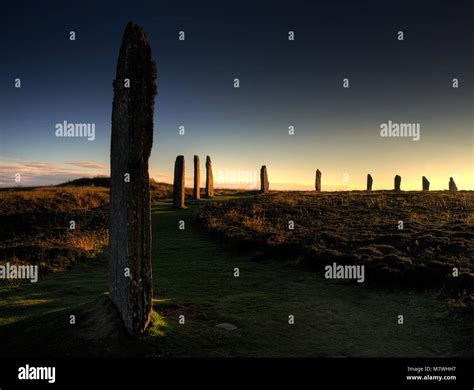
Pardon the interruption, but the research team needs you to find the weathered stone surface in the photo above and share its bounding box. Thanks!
[315,169,321,192]
[205,156,214,197]
[394,175,401,191]
[449,177,458,192]
[193,155,200,199]
[109,22,157,336]
[173,155,185,208]
[422,176,430,191]
[260,165,269,193]
[367,174,373,191]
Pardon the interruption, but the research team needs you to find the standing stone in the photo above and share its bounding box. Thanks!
[315,169,321,192]
[422,176,430,191]
[205,156,214,197]
[367,174,373,191]
[449,177,458,191]
[109,22,157,336]
[173,156,185,208]
[394,175,401,191]
[193,155,200,199]
[260,165,269,193]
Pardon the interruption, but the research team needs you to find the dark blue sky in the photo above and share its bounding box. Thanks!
[1,0,472,189]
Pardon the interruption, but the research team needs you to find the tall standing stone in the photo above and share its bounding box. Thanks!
[205,156,214,197]
[193,155,200,199]
[394,175,401,191]
[315,169,321,192]
[260,165,269,193]
[422,176,430,191]
[109,22,157,336]
[367,174,373,191]
[173,156,185,208]
[449,177,458,191]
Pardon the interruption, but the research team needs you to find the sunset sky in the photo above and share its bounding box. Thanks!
[1,0,472,190]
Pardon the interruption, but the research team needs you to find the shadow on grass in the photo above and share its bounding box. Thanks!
[0,252,108,326]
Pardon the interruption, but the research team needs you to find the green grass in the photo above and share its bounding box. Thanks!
[148,200,473,357]
[0,197,472,357]
[0,255,107,326]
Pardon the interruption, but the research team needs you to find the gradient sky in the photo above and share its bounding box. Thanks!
[1,0,473,190]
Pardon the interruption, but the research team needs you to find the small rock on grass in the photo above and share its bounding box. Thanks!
[216,323,238,331]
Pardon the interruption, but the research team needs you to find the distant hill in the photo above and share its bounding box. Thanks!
[1,176,250,197]
[57,176,174,192]
[57,177,111,188]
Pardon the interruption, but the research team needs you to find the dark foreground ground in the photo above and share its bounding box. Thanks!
[0,192,473,357]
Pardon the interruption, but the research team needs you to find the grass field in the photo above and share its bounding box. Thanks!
[0,180,253,272]
[196,191,474,292]
[0,186,109,272]
[1,196,473,357]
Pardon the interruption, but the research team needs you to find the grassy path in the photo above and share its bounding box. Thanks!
[149,200,471,357]
[0,198,471,357]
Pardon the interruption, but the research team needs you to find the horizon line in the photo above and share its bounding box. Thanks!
[2,177,473,192]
